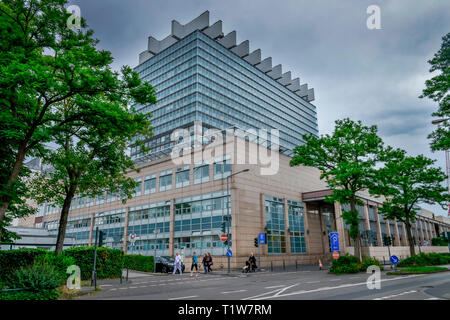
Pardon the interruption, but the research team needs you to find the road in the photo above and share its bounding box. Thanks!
[80,267,450,300]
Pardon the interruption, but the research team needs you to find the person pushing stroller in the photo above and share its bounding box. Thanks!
[243,252,257,273]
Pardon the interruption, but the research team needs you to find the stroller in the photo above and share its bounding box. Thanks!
[242,259,257,273]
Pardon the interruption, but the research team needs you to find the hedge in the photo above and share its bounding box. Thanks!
[0,248,47,284]
[397,252,450,267]
[124,254,154,272]
[63,246,123,280]
[329,255,384,274]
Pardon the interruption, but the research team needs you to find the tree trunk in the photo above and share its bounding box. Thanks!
[405,215,416,257]
[350,198,362,262]
[55,185,77,255]
[0,145,27,239]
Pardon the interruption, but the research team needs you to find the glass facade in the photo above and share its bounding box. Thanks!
[288,200,306,254]
[265,195,286,254]
[131,30,319,163]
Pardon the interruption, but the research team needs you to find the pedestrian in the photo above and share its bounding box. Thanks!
[173,251,183,276]
[202,253,208,274]
[190,251,198,278]
[207,253,213,272]
[249,252,257,272]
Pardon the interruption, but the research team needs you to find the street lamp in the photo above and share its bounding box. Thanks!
[431,118,450,217]
[226,168,250,273]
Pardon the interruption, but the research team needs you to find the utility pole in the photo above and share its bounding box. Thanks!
[91,226,99,289]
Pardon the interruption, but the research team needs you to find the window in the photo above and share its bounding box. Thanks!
[213,157,231,180]
[96,192,105,205]
[106,191,116,203]
[288,200,306,254]
[133,178,142,197]
[194,164,209,184]
[77,197,85,209]
[159,170,172,191]
[265,195,286,254]
[176,165,190,188]
[144,174,156,194]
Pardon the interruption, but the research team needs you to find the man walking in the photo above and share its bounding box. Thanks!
[190,251,198,278]
[173,251,183,276]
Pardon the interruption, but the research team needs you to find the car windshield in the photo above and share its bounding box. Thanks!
[161,256,174,263]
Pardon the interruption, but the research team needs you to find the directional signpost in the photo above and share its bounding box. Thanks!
[258,233,266,271]
[390,255,399,271]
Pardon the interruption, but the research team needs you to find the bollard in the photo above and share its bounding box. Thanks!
[296,260,298,270]
[126,268,129,283]
[283,259,285,271]
[271,261,273,272]
[383,257,385,265]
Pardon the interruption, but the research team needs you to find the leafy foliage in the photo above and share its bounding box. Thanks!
[0,0,155,238]
[420,32,450,151]
[34,251,76,284]
[124,254,155,272]
[397,252,450,267]
[12,263,62,291]
[63,246,123,280]
[370,148,449,256]
[329,254,360,274]
[358,256,383,272]
[0,248,47,284]
[290,118,386,260]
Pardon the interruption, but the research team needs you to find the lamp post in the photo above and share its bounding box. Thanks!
[226,168,249,273]
[431,118,450,217]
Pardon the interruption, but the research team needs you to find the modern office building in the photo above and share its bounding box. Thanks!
[20,12,450,268]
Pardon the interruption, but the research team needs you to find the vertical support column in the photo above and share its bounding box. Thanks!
[362,202,371,246]
[424,220,430,241]
[231,186,238,263]
[169,198,175,256]
[393,219,401,246]
[123,207,129,255]
[374,206,383,247]
[303,202,312,255]
[419,218,425,245]
[88,211,95,247]
[334,201,346,254]
[401,222,408,246]
[283,198,291,255]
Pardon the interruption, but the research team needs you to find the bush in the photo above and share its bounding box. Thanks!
[358,256,384,272]
[63,246,123,280]
[124,254,154,272]
[431,237,449,246]
[397,252,450,267]
[329,254,360,274]
[0,264,62,300]
[0,248,47,285]
[34,252,76,285]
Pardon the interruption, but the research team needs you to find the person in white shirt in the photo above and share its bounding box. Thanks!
[173,251,183,275]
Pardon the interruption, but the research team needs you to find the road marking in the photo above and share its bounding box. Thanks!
[265,285,286,289]
[305,281,320,284]
[330,279,342,281]
[129,286,137,289]
[110,288,117,291]
[119,288,128,290]
[373,290,418,300]
[425,297,440,300]
[100,284,112,287]
[168,295,199,300]
[243,274,423,300]
[221,290,247,294]
[139,286,147,288]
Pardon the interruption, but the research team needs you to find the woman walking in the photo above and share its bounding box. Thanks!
[202,253,209,274]
[190,251,198,278]
[207,253,213,272]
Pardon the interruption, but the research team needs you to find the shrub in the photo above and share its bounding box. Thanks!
[329,254,360,274]
[397,252,450,267]
[124,254,154,272]
[358,256,384,272]
[0,264,62,300]
[0,248,47,285]
[63,246,123,280]
[34,252,76,285]
[431,237,448,246]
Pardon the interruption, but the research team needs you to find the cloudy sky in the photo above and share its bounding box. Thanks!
[70,0,450,216]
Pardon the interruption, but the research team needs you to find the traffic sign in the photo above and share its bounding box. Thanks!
[129,233,136,242]
[329,232,339,252]
[220,234,228,242]
[332,251,340,259]
[226,249,232,258]
[259,233,266,244]
[390,255,399,265]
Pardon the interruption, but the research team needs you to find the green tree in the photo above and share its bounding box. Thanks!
[290,118,385,261]
[369,149,449,257]
[421,33,450,151]
[0,0,155,238]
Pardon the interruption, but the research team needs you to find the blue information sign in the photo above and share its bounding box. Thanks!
[226,249,232,258]
[390,255,399,265]
[329,232,340,252]
[259,233,266,245]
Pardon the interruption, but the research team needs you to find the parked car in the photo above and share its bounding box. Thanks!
[155,256,185,273]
